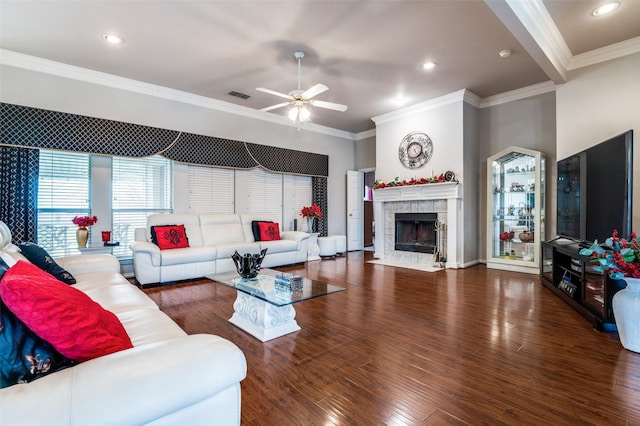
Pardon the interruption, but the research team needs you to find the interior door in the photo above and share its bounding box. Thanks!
[346,170,363,251]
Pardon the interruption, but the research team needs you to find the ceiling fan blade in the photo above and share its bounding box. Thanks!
[311,100,348,112]
[256,87,292,100]
[260,102,291,112]
[302,83,328,100]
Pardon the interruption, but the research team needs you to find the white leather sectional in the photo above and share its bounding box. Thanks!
[130,213,310,286]
[0,222,247,425]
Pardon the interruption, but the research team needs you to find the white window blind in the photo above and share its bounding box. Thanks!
[188,165,235,213]
[112,155,172,257]
[248,168,282,224]
[37,150,91,256]
[291,175,312,231]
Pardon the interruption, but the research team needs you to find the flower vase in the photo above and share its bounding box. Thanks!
[76,227,89,248]
[612,277,640,352]
[307,217,315,233]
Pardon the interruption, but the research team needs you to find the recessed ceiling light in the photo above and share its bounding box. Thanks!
[592,2,620,16]
[421,61,437,71]
[499,49,512,58]
[103,33,124,44]
[392,95,410,106]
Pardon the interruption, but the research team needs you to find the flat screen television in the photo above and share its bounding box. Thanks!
[556,129,633,244]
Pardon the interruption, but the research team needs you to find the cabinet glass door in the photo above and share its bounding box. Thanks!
[487,147,545,274]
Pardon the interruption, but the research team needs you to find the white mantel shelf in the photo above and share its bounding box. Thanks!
[373,181,464,269]
[373,182,461,201]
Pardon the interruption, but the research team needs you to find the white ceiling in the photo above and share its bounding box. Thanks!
[1,0,639,135]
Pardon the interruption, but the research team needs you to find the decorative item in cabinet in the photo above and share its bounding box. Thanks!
[486,146,545,274]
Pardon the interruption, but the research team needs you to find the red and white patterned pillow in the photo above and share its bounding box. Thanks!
[258,222,281,241]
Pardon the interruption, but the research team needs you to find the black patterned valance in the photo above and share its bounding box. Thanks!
[161,133,257,169]
[246,143,328,177]
[0,102,179,157]
[0,102,329,177]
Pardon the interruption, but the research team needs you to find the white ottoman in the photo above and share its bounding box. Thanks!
[317,236,338,258]
[329,235,346,255]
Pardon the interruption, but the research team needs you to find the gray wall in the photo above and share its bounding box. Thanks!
[463,102,479,264]
[355,135,376,170]
[477,91,557,260]
[556,52,640,232]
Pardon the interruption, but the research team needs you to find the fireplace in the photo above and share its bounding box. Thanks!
[394,213,437,254]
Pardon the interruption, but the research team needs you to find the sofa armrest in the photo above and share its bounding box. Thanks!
[130,241,161,266]
[55,254,120,275]
[281,231,310,250]
[0,335,247,426]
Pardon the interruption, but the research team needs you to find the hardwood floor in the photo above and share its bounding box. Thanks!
[143,251,640,425]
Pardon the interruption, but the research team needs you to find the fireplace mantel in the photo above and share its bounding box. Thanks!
[373,182,464,268]
[373,182,461,202]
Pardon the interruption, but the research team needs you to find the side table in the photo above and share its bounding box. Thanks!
[78,246,114,255]
[307,232,320,261]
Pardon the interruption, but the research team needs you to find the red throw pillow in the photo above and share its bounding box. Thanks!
[152,225,190,250]
[0,261,133,362]
[258,222,281,241]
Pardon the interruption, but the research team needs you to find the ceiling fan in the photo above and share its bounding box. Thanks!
[257,51,348,124]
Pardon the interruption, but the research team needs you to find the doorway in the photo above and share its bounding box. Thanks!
[364,170,375,250]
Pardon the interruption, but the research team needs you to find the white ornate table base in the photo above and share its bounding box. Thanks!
[229,291,301,342]
[307,232,321,261]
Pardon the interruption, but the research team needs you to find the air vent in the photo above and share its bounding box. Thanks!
[228,91,250,100]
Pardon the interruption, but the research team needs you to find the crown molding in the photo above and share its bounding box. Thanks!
[355,129,376,140]
[486,0,570,83]
[463,90,482,108]
[0,49,356,141]
[512,0,572,71]
[479,80,557,108]
[568,36,640,70]
[371,89,473,125]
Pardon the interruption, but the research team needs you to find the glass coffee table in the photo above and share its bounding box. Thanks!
[207,268,345,342]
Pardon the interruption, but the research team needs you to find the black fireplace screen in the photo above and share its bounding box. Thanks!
[395,213,437,253]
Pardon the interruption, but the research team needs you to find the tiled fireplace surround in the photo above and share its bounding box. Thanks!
[373,182,463,268]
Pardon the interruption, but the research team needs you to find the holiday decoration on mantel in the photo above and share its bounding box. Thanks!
[373,171,457,189]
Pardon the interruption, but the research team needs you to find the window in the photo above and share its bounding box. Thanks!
[188,165,235,213]
[37,150,91,256]
[112,156,173,256]
[247,168,282,224]
[291,175,312,231]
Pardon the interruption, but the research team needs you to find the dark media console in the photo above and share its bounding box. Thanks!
[541,238,624,331]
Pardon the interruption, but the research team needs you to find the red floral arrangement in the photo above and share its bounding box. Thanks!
[580,230,640,279]
[301,204,323,219]
[72,215,98,227]
[373,174,452,189]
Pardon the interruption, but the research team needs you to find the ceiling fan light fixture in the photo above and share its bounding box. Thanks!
[592,2,620,16]
[299,106,311,122]
[288,106,299,121]
[288,104,311,123]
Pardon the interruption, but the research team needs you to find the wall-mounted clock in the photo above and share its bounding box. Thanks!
[398,132,433,169]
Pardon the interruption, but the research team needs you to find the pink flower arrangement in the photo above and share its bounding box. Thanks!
[72,215,98,227]
[301,204,322,219]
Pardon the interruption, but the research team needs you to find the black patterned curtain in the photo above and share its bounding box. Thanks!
[312,176,328,237]
[0,146,39,243]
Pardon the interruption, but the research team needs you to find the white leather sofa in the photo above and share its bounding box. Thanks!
[0,222,247,425]
[130,213,309,286]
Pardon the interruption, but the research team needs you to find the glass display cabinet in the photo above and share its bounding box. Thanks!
[486,147,545,274]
